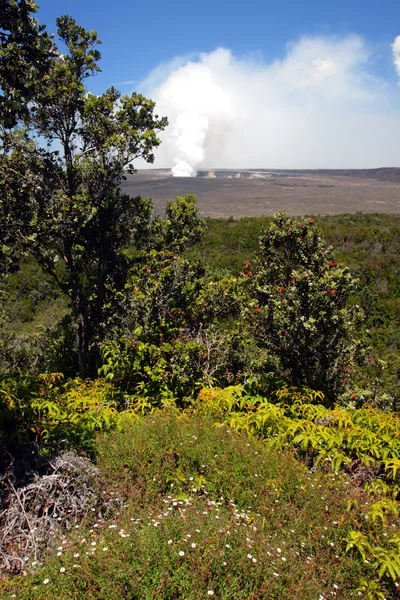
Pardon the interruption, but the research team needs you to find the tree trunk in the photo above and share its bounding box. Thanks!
[72,288,91,378]
[77,311,90,378]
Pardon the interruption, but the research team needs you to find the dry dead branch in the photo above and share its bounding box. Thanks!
[0,452,122,575]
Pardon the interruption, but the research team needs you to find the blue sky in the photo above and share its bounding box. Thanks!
[36,0,400,169]
[37,0,400,92]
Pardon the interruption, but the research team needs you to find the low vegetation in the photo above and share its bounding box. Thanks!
[1,410,399,600]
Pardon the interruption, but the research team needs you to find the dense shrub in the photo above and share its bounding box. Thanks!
[245,213,366,399]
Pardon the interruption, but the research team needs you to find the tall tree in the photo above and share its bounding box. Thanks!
[0,0,55,128]
[0,13,168,376]
[0,0,55,271]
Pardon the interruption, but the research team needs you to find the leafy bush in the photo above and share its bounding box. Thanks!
[195,386,400,481]
[192,387,400,595]
[0,374,140,457]
[246,213,366,398]
[101,250,256,400]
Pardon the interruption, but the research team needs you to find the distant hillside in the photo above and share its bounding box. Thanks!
[196,168,400,182]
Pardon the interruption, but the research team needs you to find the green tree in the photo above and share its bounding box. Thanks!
[0,14,168,376]
[247,212,365,399]
[0,0,55,272]
[0,0,55,128]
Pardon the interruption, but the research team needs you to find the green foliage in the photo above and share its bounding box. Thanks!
[149,194,207,253]
[100,250,207,400]
[99,337,205,403]
[0,12,168,375]
[3,411,397,599]
[0,259,75,373]
[193,386,400,492]
[186,213,400,409]
[114,249,205,343]
[184,216,272,273]
[99,246,257,401]
[246,213,366,398]
[0,0,55,271]
[0,373,142,455]
[3,210,400,406]
[191,386,400,594]
[0,0,55,129]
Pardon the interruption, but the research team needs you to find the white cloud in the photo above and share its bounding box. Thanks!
[392,35,400,77]
[137,35,400,173]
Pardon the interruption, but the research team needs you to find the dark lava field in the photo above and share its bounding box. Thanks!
[120,168,400,217]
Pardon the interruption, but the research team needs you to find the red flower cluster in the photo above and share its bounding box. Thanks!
[242,261,253,278]
[329,261,335,267]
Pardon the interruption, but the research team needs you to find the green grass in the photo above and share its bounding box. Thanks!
[3,411,395,600]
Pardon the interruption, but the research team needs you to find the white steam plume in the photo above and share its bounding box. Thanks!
[151,55,236,176]
[170,113,208,176]
[138,35,400,174]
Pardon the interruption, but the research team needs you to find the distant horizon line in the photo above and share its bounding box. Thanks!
[133,166,400,172]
